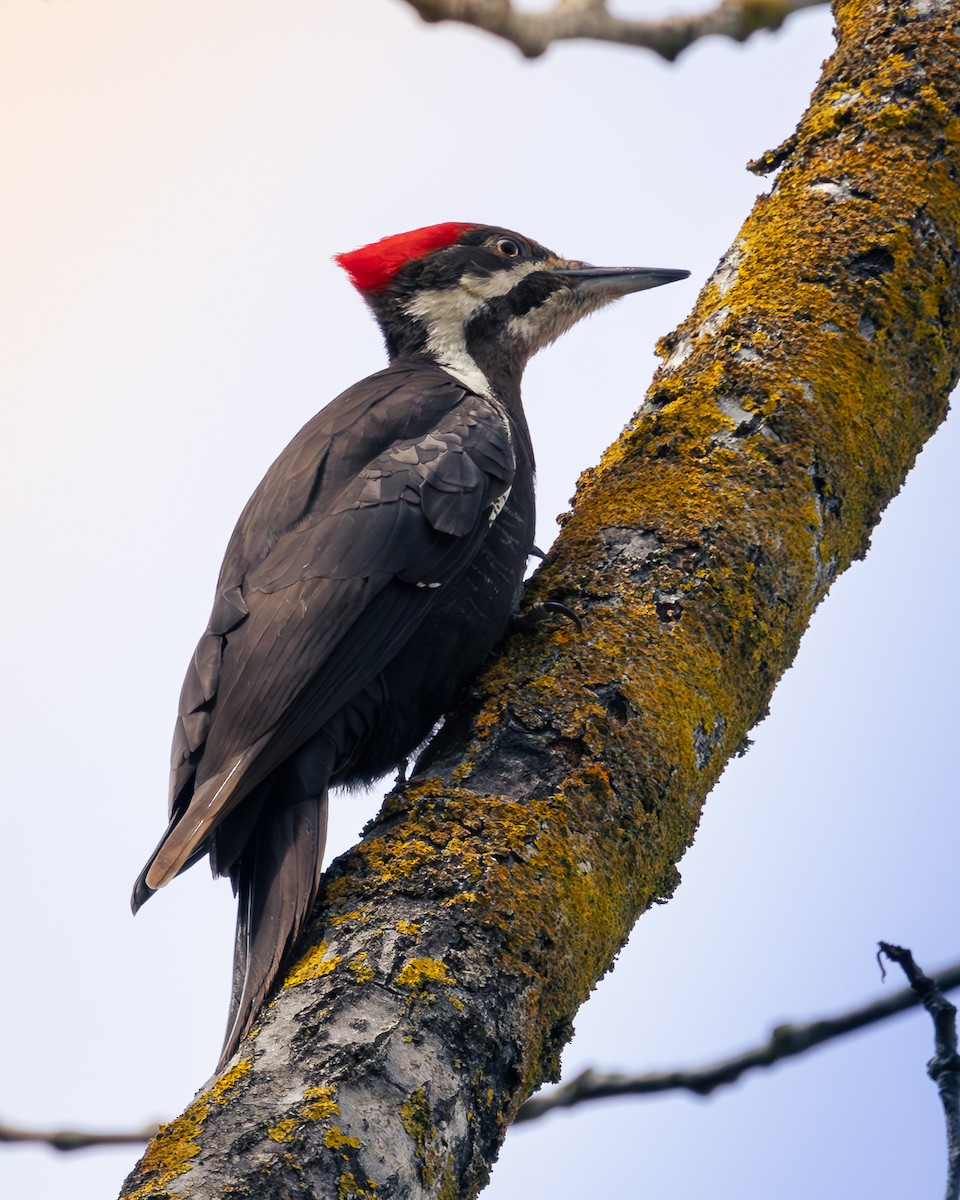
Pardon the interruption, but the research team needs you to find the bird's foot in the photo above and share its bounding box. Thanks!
[512,601,583,635]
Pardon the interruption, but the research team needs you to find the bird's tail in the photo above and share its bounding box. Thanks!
[218,789,328,1071]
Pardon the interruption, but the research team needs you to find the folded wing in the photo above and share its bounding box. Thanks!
[132,364,516,908]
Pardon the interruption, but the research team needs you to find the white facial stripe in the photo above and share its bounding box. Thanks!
[402,261,547,399]
[403,285,491,397]
[460,259,544,300]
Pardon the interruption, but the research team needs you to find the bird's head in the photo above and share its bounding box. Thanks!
[335,223,689,399]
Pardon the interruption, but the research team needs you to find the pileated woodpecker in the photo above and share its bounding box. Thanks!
[132,223,688,1068]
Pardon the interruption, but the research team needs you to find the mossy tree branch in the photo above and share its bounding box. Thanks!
[401,0,827,61]
[121,1,960,1196]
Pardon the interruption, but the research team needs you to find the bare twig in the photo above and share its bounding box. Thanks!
[401,0,827,60]
[878,944,960,1200]
[7,962,960,1150]
[515,961,960,1123]
[0,1119,159,1153]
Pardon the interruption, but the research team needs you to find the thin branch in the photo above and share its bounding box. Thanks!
[878,945,960,1200]
[516,961,960,1123]
[14,963,960,1151]
[0,1119,159,1153]
[401,0,827,60]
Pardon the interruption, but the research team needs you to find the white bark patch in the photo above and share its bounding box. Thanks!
[810,179,861,202]
[663,333,693,371]
[716,395,755,426]
[712,241,743,296]
[697,304,732,339]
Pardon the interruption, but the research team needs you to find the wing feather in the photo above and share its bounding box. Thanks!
[138,364,517,902]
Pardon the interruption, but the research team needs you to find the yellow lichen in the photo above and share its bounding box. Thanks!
[348,952,375,983]
[212,1058,251,1098]
[123,1059,250,1198]
[267,1118,299,1144]
[395,919,421,935]
[325,1126,361,1151]
[396,957,456,990]
[338,1170,378,1199]
[283,939,341,988]
[399,1086,440,1188]
[123,1106,205,1199]
[302,1085,340,1121]
[338,1172,360,1200]
[330,908,370,927]
[264,1084,341,1146]
[437,1158,458,1200]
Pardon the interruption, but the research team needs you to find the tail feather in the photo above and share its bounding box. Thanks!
[218,789,328,1070]
[132,731,276,913]
[142,745,264,895]
[131,837,207,913]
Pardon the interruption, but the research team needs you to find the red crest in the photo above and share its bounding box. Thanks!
[335,222,475,293]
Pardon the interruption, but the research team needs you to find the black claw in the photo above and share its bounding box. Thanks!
[529,545,546,560]
[512,600,583,635]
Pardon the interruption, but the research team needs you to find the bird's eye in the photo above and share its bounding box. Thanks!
[496,237,522,258]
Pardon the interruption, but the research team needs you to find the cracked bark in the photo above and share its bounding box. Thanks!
[121,1,960,1196]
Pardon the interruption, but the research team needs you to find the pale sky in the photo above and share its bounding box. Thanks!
[1,3,957,1198]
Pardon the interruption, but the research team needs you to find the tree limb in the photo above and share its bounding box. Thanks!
[516,961,960,1122]
[0,1120,159,1152]
[400,0,827,60]
[16,961,957,1151]
[879,945,960,1200]
[120,1,960,1195]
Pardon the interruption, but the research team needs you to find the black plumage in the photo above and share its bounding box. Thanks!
[132,223,687,1069]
